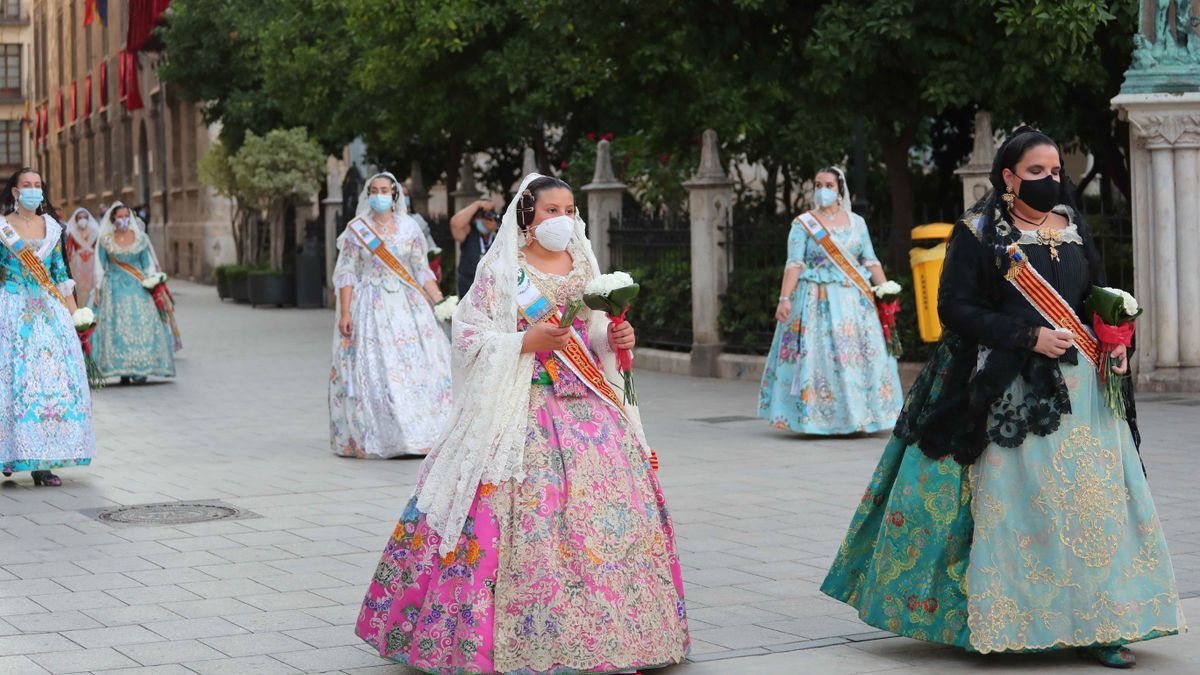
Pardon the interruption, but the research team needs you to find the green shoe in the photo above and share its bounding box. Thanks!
[1079,646,1136,669]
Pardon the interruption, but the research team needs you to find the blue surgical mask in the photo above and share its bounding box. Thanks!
[17,188,43,211]
[367,194,393,213]
[474,218,490,235]
[814,187,839,208]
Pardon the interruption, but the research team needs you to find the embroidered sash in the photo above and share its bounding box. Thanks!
[796,212,876,305]
[515,267,628,419]
[0,219,67,305]
[347,217,431,307]
[1003,244,1101,367]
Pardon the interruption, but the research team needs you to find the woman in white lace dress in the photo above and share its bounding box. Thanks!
[329,172,452,459]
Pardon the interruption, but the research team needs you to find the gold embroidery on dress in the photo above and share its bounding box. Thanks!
[1037,426,1125,568]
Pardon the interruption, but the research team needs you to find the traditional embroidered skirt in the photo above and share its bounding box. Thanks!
[758,279,901,435]
[355,383,690,674]
[821,361,1186,652]
[1,287,95,474]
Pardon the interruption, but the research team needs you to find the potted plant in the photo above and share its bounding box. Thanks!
[249,268,296,307]
[226,265,251,303]
[214,264,234,300]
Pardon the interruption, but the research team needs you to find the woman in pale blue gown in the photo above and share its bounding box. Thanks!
[91,203,176,383]
[821,129,1184,668]
[758,167,901,434]
[0,168,95,487]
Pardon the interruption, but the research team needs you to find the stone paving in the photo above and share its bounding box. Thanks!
[0,281,1197,674]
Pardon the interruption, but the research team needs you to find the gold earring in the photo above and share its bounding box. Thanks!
[1001,185,1016,206]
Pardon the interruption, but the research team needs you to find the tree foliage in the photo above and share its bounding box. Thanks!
[164,0,1138,244]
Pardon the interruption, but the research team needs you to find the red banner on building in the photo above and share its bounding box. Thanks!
[70,80,78,122]
[56,89,63,127]
[99,62,108,107]
[85,75,93,117]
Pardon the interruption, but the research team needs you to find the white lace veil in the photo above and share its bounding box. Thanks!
[93,201,161,298]
[831,166,857,221]
[66,208,99,248]
[414,172,647,555]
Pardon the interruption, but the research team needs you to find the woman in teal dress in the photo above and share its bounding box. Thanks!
[758,167,902,434]
[821,129,1185,668]
[91,203,176,383]
[0,168,95,487]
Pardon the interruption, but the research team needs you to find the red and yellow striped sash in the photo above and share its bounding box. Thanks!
[1004,244,1101,366]
[796,213,876,306]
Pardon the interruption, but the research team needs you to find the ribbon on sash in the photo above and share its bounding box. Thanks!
[1002,243,1101,367]
[795,212,876,306]
[347,217,432,307]
[515,267,628,419]
[0,219,67,305]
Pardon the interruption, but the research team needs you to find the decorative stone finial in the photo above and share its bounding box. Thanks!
[684,129,732,187]
[408,160,426,198]
[592,140,618,184]
[970,111,995,165]
[522,147,538,177]
[456,153,477,195]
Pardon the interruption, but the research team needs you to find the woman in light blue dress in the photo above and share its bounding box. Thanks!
[91,203,176,383]
[0,168,95,487]
[758,167,902,434]
[821,129,1184,668]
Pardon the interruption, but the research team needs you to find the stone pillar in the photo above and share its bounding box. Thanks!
[953,111,995,210]
[1111,93,1200,390]
[451,153,482,214]
[581,140,626,272]
[408,160,429,216]
[322,155,346,307]
[683,129,733,378]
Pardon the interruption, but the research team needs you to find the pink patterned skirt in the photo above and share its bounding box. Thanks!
[355,384,690,674]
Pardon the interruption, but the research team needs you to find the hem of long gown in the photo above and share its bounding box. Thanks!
[2,458,91,473]
[822,584,1182,654]
[759,411,895,436]
[99,368,175,378]
[335,449,430,459]
[371,648,689,675]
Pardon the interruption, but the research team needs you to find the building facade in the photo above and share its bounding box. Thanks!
[0,1,32,181]
[29,0,232,280]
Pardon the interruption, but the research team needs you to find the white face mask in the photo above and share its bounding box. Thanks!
[115,217,131,230]
[532,215,574,251]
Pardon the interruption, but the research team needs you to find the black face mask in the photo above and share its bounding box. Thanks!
[1016,174,1060,213]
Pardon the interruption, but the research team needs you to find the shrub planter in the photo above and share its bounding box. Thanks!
[249,271,296,308]
[228,269,251,304]
[216,277,232,300]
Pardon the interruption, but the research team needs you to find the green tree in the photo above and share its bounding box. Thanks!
[230,128,327,270]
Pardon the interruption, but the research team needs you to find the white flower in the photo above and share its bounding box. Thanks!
[72,307,96,328]
[429,246,443,256]
[141,272,167,289]
[1107,287,1139,316]
[873,280,902,298]
[585,271,636,296]
[434,295,459,322]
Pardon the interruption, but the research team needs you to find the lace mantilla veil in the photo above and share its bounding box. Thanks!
[414,172,649,555]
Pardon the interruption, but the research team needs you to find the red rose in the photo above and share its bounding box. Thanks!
[602,132,614,141]
[586,132,596,141]
[889,511,905,527]
[659,154,670,165]
[559,160,569,170]
[924,598,939,613]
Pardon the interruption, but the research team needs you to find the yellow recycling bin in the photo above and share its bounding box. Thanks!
[909,223,954,343]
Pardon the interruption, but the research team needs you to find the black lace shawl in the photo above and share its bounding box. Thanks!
[893,199,1140,466]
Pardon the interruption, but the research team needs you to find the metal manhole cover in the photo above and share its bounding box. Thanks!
[88,500,258,527]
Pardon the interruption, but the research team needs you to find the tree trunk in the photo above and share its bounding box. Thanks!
[880,122,917,273]
[270,203,285,271]
[763,162,778,213]
[445,135,462,196]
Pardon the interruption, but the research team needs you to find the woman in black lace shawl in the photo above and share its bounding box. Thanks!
[820,129,1184,668]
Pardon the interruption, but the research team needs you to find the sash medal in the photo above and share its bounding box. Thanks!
[347,217,432,308]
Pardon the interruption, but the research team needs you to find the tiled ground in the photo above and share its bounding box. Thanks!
[0,282,1195,674]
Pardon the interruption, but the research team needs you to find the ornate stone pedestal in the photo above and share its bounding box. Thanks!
[1112,93,1200,392]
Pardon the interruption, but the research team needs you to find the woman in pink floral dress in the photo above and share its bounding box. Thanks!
[355,174,689,674]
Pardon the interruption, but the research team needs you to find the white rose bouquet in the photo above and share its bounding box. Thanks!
[1088,286,1142,419]
[433,295,458,323]
[872,281,903,359]
[583,271,641,405]
[72,307,104,388]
